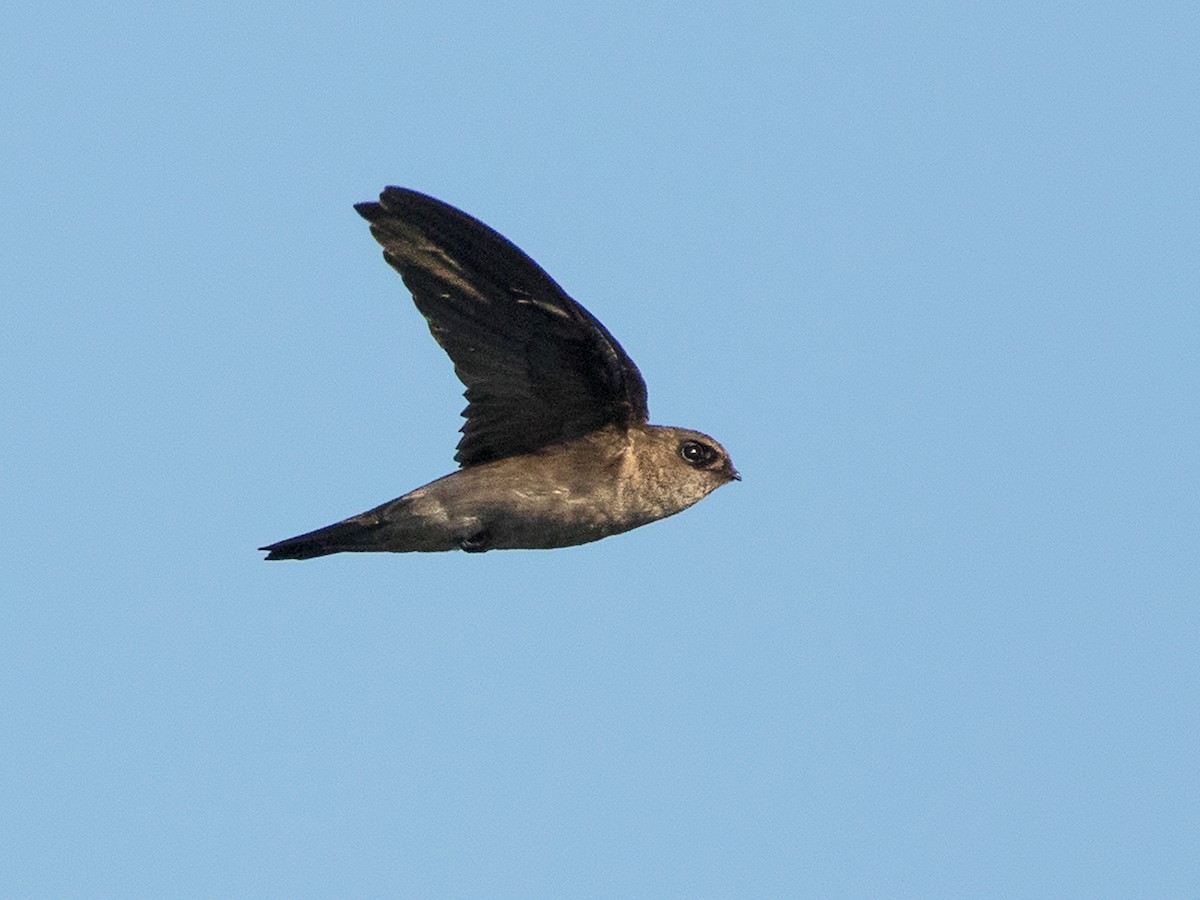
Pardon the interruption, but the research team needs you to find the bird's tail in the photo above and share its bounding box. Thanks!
[259,511,388,560]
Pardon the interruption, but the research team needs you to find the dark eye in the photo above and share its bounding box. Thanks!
[679,440,717,466]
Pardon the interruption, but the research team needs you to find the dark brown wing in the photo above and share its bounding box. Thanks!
[354,188,649,467]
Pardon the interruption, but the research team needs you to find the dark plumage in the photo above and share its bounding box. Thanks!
[261,188,737,560]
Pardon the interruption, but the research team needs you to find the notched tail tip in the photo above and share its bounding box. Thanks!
[259,540,331,561]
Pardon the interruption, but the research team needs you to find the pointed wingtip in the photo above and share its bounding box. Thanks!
[355,186,421,217]
[354,199,382,221]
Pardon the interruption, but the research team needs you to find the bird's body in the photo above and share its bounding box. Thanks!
[263,425,729,559]
[262,188,737,560]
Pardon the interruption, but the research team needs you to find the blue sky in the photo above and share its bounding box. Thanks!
[3,2,1197,896]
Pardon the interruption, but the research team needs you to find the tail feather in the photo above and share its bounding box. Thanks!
[260,513,387,561]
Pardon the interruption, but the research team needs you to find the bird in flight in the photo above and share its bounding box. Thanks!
[261,188,738,559]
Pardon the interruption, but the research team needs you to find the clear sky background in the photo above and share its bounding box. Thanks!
[3,2,1197,897]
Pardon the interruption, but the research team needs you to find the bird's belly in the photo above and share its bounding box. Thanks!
[404,458,650,552]
[480,486,633,549]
